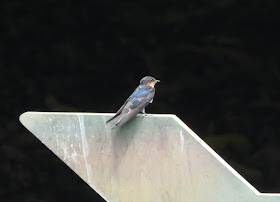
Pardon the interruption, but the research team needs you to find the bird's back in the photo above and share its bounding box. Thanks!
[112,85,155,129]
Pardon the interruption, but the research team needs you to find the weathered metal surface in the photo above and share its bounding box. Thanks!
[20,112,280,202]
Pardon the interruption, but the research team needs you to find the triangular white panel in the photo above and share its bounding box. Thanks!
[20,112,280,202]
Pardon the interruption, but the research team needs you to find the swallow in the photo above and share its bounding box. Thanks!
[106,76,160,129]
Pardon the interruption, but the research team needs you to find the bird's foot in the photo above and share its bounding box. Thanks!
[139,109,147,118]
[140,113,147,118]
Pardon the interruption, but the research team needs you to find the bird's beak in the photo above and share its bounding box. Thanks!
[156,80,160,83]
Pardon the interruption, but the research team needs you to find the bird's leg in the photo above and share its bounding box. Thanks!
[140,108,147,117]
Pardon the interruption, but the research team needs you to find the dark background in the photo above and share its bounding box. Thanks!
[1,0,280,201]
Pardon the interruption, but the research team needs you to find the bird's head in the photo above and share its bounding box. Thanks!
[140,76,160,87]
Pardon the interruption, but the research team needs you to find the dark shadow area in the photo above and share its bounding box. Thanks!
[1,0,280,201]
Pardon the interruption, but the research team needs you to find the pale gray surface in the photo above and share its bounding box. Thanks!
[20,112,280,202]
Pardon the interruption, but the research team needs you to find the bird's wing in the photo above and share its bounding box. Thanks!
[106,96,130,123]
[113,87,155,128]
[124,86,154,110]
[107,85,151,123]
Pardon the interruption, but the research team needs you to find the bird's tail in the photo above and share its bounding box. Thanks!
[106,114,118,123]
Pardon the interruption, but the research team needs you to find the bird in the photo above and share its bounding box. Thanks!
[106,76,160,129]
